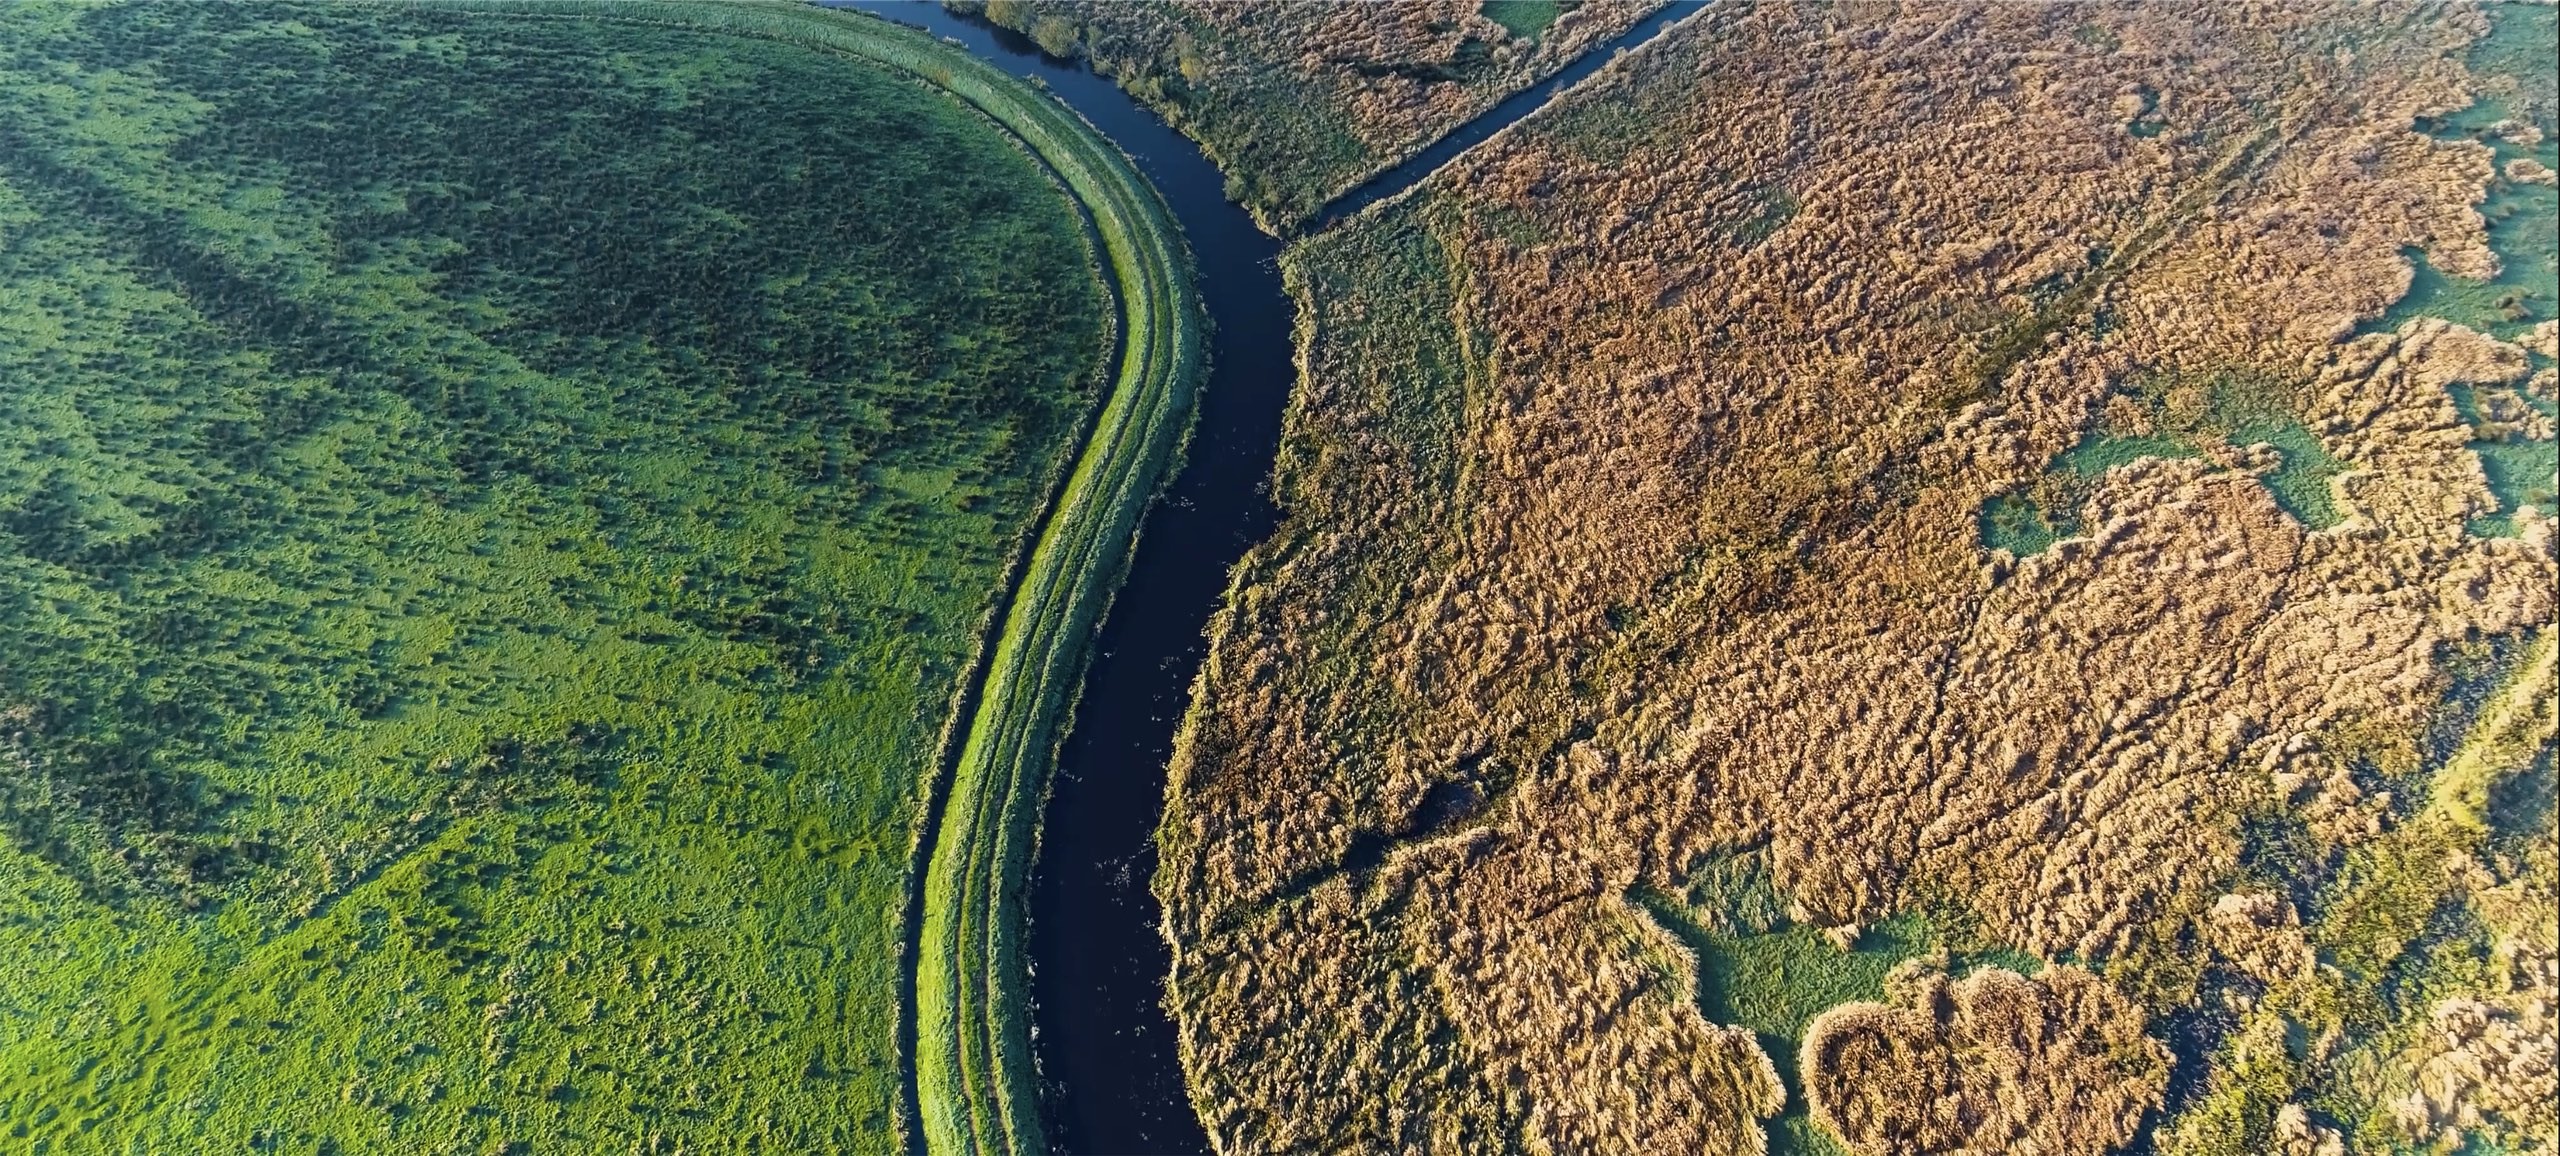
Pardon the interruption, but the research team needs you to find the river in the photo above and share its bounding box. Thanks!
[825,3,1696,1151]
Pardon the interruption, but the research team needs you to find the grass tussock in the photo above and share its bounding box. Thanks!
[1802,964,2169,1155]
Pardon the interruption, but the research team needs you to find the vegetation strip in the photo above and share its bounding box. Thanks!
[443,6,1201,1151]
[895,67,1197,1156]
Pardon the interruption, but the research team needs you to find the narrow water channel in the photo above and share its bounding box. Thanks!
[826,4,1698,1151]
[1312,1,1703,231]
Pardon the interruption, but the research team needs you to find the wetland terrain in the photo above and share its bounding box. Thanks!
[0,2,2553,1155]
[1156,1,2559,1153]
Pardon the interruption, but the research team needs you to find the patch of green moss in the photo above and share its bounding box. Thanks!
[2060,428,2208,476]
[1480,0,1560,42]
[2071,21,2122,54]
[1980,367,2347,554]
[2440,378,2559,541]
[2225,417,2346,529]
[1769,1113,1855,1156]
[2126,83,2166,138]
[2466,431,2558,538]
[1978,489,2071,556]
[1728,184,1800,248]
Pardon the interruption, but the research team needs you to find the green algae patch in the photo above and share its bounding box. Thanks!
[0,3,1114,1151]
[1481,1,1562,42]
[1640,856,2052,1156]
[1979,367,2346,556]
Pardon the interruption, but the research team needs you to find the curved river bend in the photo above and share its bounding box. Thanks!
[833,5,1282,1150]
[829,3,1699,1151]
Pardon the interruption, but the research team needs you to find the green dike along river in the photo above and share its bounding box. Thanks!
[0,3,1201,1152]
[842,5,1710,1154]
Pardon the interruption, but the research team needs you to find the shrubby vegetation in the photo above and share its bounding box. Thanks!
[0,3,1111,1150]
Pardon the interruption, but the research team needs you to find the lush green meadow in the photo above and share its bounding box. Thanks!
[0,2,1110,1151]
[1478,2,1563,43]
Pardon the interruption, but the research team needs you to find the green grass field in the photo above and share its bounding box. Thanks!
[0,3,1115,1151]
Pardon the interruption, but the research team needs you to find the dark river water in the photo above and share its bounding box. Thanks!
[823,3,1697,1151]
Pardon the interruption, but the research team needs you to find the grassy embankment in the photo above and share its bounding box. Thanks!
[704,9,1210,1156]
[876,27,1204,1156]
[0,2,1159,1151]
[449,8,1207,1151]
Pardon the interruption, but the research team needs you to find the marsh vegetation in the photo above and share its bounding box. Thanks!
[1157,2,2558,1153]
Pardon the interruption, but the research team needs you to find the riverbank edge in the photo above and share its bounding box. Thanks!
[413,4,1204,1153]
[792,11,1207,1156]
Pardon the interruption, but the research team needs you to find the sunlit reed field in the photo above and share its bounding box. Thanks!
[1156,1,2558,1151]
[0,2,1107,1150]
